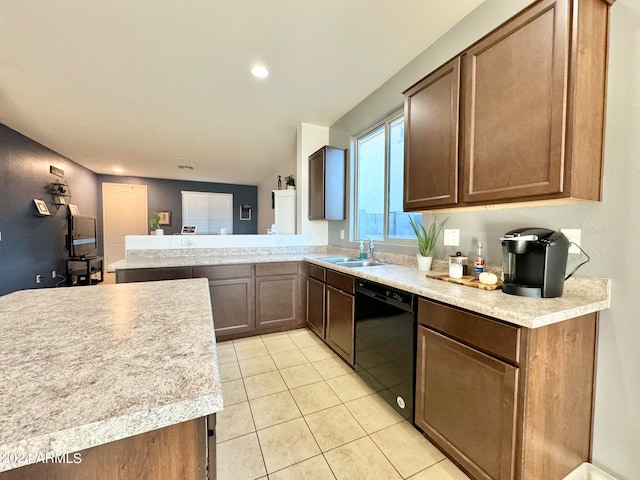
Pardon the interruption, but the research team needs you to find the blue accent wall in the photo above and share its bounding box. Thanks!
[97,175,258,235]
[0,124,99,295]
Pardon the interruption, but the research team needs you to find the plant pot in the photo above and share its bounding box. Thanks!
[286,185,295,190]
[416,254,432,271]
[154,229,164,236]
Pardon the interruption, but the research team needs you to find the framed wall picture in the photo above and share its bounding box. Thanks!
[68,204,80,215]
[240,205,252,220]
[158,210,171,226]
[33,199,51,216]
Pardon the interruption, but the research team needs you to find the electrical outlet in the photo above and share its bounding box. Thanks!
[340,229,344,240]
[36,274,42,284]
[51,270,57,278]
[561,228,581,254]
[443,229,460,247]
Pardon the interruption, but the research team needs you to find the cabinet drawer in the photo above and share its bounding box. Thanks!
[193,264,252,280]
[255,262,299,277]
[307,263,326,282]
[418,298,521,364]
[326,270,355,295]
[116,267,192,283]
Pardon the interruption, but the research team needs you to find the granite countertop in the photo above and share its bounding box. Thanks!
[109,251,610,329]
[109,252,328,270]
[0,278,222,473]
[305,258,611,329]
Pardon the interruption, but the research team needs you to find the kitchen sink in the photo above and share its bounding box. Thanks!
[319,256,387,268]
[335,260,386,268]
[319,256,360,263]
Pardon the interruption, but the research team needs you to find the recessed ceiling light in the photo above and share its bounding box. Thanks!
[251,66,270,78]
[114,167,123,173]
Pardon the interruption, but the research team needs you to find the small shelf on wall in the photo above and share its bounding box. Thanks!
[48,178,72,208]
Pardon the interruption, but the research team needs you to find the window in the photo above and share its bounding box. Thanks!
[354,111,420,242]
[182,191,233,234]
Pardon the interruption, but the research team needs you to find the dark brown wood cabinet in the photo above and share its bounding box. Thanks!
[416,326,518,480]
[403,0,615,211]
[255,262,300,330]
[194,265,255,338]
[308,146,346,220]
[415,298,598,480]
[116,261,305,342]
[0,417,212,480]
[324,270,355,365]
[115,266,193,283]
[306,263,327,338]
[403,58,461,210]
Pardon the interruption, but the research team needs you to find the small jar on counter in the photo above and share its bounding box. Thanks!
[449,252,468,279]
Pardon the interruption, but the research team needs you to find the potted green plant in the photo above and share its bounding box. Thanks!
[149,211,163,235]
[285,175,295,190]
[408,216,448,271]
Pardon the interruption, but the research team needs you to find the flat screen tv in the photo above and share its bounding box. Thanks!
[68,214,98,259]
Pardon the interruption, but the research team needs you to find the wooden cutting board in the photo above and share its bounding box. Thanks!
[426,272,502,291]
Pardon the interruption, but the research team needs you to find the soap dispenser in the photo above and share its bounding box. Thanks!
[359,240,367,259]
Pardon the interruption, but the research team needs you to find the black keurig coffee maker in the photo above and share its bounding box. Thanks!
[500,227,570,298]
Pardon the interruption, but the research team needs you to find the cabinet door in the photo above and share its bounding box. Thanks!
[308,146,346,220]
[306,277,325,339]
[325,285,354,365]
[461,0,569,204]
[209,278,255,336]
[308,149,325,220]
[416,326,518,480]
[116,267,192,283]
[255,275,298,329]
[403,57,461,210]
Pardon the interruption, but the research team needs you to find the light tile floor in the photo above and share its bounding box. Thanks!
[216,328,471,480]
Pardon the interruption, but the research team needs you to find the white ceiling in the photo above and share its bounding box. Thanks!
[0,1,484,186]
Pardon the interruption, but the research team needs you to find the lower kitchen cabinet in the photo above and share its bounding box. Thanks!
[306,277,326,338]
[115,266,192,283]
[194,265,255,338]
[116,262,305,342]
[255,262,300,329]
[416,326,518,480]
[0,416,212,480]
[325,270,355,366]
[306,263,327,338]
[415,298,598,480]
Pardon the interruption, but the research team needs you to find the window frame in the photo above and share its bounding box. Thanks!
[352,109,418,245]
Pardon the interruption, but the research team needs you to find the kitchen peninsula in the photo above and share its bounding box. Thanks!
[0,278,222,479]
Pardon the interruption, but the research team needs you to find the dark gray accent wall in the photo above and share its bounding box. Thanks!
[98,176,258,235]
[0,124,99,295]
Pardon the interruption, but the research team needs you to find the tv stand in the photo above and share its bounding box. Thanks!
[67,256,104,286]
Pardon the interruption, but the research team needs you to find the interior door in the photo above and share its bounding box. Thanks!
[102,183,148,270]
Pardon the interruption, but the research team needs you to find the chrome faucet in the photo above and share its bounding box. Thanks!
[367,238,375,263]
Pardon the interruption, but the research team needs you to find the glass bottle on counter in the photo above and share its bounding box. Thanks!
[473,242,485,275]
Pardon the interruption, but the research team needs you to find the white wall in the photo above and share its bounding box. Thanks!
[256,159,296,234]
[296,123,329,244]
[329,0,639,478]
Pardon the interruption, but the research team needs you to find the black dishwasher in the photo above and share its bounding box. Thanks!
[355,279,416,422]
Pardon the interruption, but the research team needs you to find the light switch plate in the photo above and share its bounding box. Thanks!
[443,229,460,247]
[340,229,344,240]
[561,228,581,254]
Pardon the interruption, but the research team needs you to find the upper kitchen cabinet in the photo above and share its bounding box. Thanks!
[308,146,346,220]
[403,58,461,211]
[404,0,615,210]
